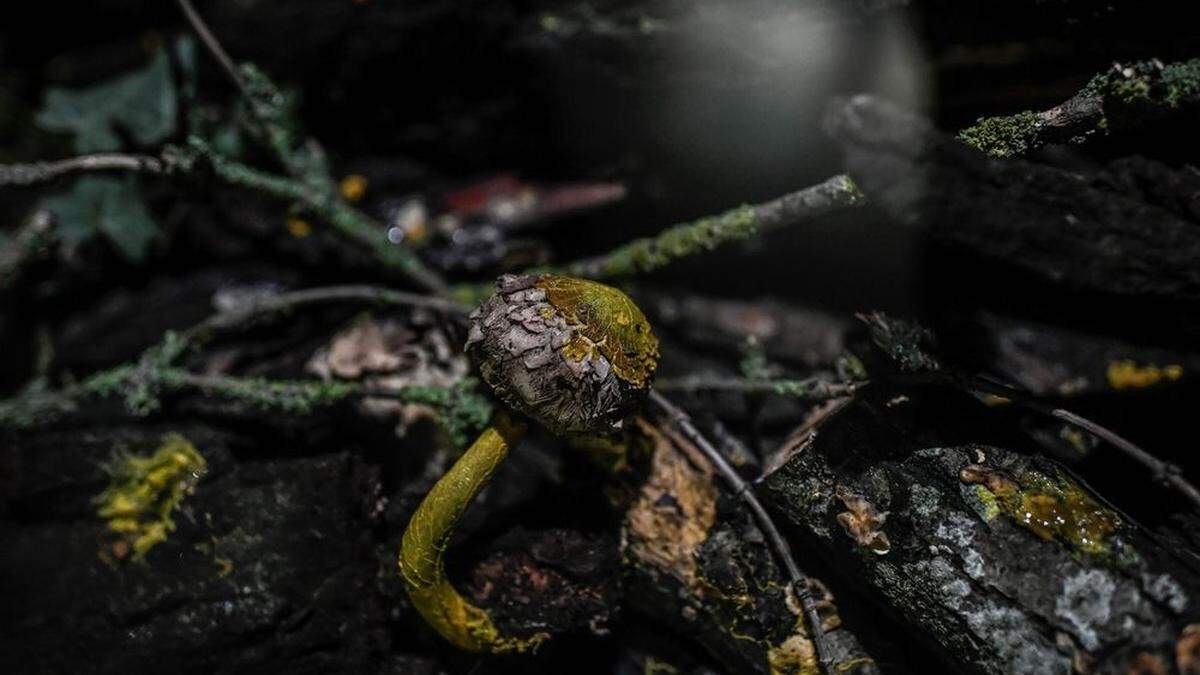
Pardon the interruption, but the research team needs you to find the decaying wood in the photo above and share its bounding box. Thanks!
[763,388,1200,675]
[826,95,1200,307]
[620,418,881,675]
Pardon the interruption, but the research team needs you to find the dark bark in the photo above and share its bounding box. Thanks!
[827,95,1200,304]
[763,389,1200,675]
[619,419,882,674]
[0,423,391,673]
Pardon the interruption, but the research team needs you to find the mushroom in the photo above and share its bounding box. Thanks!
[397,273,659,653]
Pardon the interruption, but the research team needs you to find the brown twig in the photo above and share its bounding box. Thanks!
[0,153,165,186]
[647,389,833,673]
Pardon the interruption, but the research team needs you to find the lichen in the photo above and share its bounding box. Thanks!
[568,204,760,279]
[1055,569,1115,651]
[960,464,1119,558]
[1106,360,1183,390]
[958,110,1040,158]
[188,375,359,415]
[94,433,207,561]
[1089,59,1200,131]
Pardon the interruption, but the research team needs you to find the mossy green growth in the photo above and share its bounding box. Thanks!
[389,379,494,449]
[190,375,358,415]
[566,204,759,279]
[94,433,207,561]
[958,110,1040,158]
[968,468,1119,558]
[1089,58,1200,130]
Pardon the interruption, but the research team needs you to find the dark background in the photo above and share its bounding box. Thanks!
[3,2,1200,673]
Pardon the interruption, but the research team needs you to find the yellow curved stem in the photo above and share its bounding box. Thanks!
[398,415,548,653]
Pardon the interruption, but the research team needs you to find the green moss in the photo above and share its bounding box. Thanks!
[968,484,1002,521]
[958,111,1040,158]
[566,204,759,279]
[94,434,207,561]
[1091,59,1200,130]
[389,379,494,448]
[193,375,359,414]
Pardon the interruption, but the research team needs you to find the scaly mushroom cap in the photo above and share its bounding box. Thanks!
[466,274,660,435]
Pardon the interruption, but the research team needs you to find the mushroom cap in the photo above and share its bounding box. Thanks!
[466,274,660,435]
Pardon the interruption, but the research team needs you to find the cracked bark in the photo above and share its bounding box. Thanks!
[762,388,1200,675]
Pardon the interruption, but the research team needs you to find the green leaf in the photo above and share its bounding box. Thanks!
[42,176,159,262]
[35,48,177,153]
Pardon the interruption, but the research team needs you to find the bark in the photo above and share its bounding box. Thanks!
[619,419,882,675]
[763,389,1200,675]
[826,95,1200,305]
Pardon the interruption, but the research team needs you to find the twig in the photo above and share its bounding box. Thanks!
[172,1,448,292]
[0,153,165,186]
[0,143,448,293]
[561,174,863,280]
[968,374,1200,512]
[180,284,467,349]
[959,58,1200,157]
[174,0,254,102]
[0,364,475,433]
[647,389,833,673]
[0,282,471,431]
[656,375,861,401]
[186,139,448,293]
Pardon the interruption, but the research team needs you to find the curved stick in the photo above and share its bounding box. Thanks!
[648,389,833,673]
[398,415,547,653]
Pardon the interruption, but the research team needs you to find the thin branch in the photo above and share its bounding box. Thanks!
[0,364,470,432]
[174,0,254,101]
[0,143,447,293]
[647,389,833,673]
[561,174,863,280]
[180,284,468,347]
[186,139,448,293]
[172,1,449,292]
[0,153,164,186]
[968,374,1200,512]
[959,58,1200,157]
[656,375,861,401]
[0,282,471,431]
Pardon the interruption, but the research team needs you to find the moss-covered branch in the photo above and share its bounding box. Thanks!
[0,141,447,293]
[959,58,1200,157]
[560,174,863,280]
[182,139,447,292]
[0,364,491,446]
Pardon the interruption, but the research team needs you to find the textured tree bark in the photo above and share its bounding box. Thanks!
[762,388,1200,675]
[826,95,1200,305]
